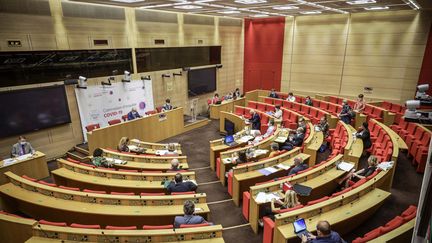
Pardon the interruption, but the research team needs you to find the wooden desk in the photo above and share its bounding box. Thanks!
[0,213,36,243]
[274,188,390,243]
[342,123,363,166]
[28,224,224,243]
[302,124,324,166]
[129,139,183,155]
[209,97,245,119]
[248,154,345,233]
[0,183,210,227]
[88,108,189,154]
[368,218,415,243]
[355,112,367,130]
[218,111,247,134]
[218,127,282,186]
[232,152,310,207]
[0,152,48,185]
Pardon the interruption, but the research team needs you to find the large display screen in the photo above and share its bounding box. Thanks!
[0,49,133,87]
[0,85,71,138]
[188,67,217,96]
[136,46,221,72]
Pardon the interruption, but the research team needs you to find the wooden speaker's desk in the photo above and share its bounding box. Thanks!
[0,152,48,185]
[88,108,187,154]
[209,98,245,119]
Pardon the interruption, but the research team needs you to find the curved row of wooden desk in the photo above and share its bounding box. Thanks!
[52,159,196,193]
[0,152,48,186]
[0,172,209,227]
[129,139,183,155]
[0,212,224,243]
[209,97,246,119]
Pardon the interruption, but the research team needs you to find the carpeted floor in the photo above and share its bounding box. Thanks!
[45,120,424,243]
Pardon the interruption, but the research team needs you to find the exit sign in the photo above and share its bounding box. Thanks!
[7,40,22,47]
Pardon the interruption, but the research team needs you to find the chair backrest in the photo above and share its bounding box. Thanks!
[85,124,100,132]
[106,225,137,230]
[83,189,106,194]
[180,223,211,228]
[39,220,67,227]
[108,119,121,125]
[143,225,173,230]
[22,175,37,182]
[70,223,101,229]
[306,196,330,206]
[111,192,135,196]
[140,192,166,196]
[121,115,128,121]
[59,185,80,191]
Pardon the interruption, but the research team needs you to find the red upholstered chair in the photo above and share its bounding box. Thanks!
[22,175,37,182]
[106,225,137,230]
[71,223,101,229]
[403,212,416,221]
[143,225,173,230]
[156,106,163,112]
[180,223,211,228]
[264,97,274,105]
[59,185,80,191]
[382,101,391,110]
[235,106,244,116]
[331,187,352,197]
[383,216,404,233]
[328,103,337,115]
[39,220,67,227]
[329,96,338,104]
[364,105,373,116]
[111,192,135,196]
[171,191,195,195]
[242,191,250,220]
[83,189,106,194]
[401,205,417,217]
[257,103,266,112]
[276,204,304,214]
[79,163,95,168]
[216,157,221,179]
[121,115,128,121]
[145,110,158,115]
[306,196,329,206]
[119,169,139,173]
[85,124,100,132]
[319,101,328,111]
[363,227,384,241]
[66,158,81,164]
[263,216,275,243]
[38,180,57,187]
[399,122,416,140]
[292,102,300,112]
[247,101,257,109]
[282,100,292,109]
[274,99,283,106]
[108,119,121,125]
[227,171,233,196]
[409,132,430,157]
[140,192,166,196]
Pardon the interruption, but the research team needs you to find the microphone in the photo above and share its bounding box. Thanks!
[101,231,113,243]
[37,224,52,239]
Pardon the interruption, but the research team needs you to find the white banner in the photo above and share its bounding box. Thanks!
[75,80,154,140]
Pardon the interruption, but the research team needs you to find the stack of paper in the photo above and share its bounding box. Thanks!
[155,150,169,155]
[106,158,126,165]
[276,164,290,170]
[258,167,278,176]
[2,158,16,167]
[255,192,281,204]
[337,162,354,172]
[238,135,254,143]
[274,137,287,143]
[15,154,32,161]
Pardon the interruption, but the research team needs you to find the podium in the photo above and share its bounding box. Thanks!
[189,98,199,122]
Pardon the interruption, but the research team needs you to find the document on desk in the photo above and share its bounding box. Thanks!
[337,162,354,172]
[223,158,234,164]
[106,158,126,165]
[155,150,169,155]
[254,149,269,156]
[274,137,287,143]
[276,164,290,170]
[15,154,32,161]
[255,192,281,203]
[258,167,278,176]
[238,135,254,143]
[2,158,16,167]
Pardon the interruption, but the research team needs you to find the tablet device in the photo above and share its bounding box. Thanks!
[293,218,310,238]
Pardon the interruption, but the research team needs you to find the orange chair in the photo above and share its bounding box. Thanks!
[85,124,100,132]
[108,119,121,125]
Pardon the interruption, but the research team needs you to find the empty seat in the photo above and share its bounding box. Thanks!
[110,192,135,196]
[70,223,101,229]
[143,225,173,230]
[108,119,121,125]
[106,225,137,230]
[59,185,80,191]
[39,220,67,227]
[140,192,166,196]
[83,189,106,194]
[306,196,329,206]
[180,223,211,228]
[38,180,57,187]
[171,191,195,195]
[22,175,37,182]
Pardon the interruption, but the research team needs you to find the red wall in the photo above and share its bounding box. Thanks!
[418,22,432,95]
[243,17,285,92]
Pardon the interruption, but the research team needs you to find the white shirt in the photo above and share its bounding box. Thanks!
[273,109,283,119]
[287,96,296,102]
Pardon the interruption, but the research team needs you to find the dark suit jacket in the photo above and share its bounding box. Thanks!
[356,129,372,149]
[269,92,279,98]
[249,113,261,130]
[167,181,197,193]
[291,133,305,147]
[127,111,141,120]
[11,142,34,157]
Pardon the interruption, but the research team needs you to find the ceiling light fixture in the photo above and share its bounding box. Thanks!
[218,10,241,14]
[235,0,267,5]
[402,0,420,9]
[292,0,348,14]
[173,5,203,9]
[346,0,376,5]
[250,14,269,17]
[364,6,389,10]
[272,5,299,10]
[111,0,145,2]
[300,11,322,14]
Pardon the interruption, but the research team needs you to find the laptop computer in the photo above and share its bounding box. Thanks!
[293,218,310,238]
[224,135,237,146]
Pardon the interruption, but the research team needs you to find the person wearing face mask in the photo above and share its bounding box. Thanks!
[11,136,35,157]
[127,107,141,120]
[269,89,279,99]
[280,127,305,151]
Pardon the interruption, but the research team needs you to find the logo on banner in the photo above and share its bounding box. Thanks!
[139,101,146,110]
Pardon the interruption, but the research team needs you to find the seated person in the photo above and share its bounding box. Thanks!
[167,173,197,193]
[91,148,113,168]
[127,107,141,120]
[301,220,346,243]
[117,137,130,152]
[337,155,378,189]
[305,96,313,106]
[170,158,181,171]
[288,157,308,176]
[338,100,352,124]
[11,136,35,157]
[281,127,305,151]
[174,200,211,228]
[162,98,173,111]
[233,88,241,99]
[356,122,372,151]
[353,94,366,113]
[248,110,261,130]
[269,143,280,157]
[262,119,276,138]
[210,93,220,104]
[249,130,263,145]
[165,143,179,156]
[269,89,279,99]
[259,190,300,226]
[225,92,233,100]
[316,116,329,138]
[267,105,283,119]
[286,92,296,102]
[297,117,307,131]
[232,150,248,165]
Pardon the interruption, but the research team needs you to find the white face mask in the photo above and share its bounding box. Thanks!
[20,141,26,145]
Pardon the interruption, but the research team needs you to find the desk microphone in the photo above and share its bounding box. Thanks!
[37,224,52,239]
[101,231,113,243]
[172,224,181,243]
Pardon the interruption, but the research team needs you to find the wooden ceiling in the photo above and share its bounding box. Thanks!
[67,0,423,18]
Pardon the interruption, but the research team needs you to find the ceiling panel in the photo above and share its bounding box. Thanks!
[67,0,423,18]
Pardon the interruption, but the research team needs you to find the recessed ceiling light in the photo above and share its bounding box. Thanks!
[250,14,269,17]
[300,11,322,14]
[235,0,267,5]
[174,5,203,9]
[346,0,376,4]
[218,10,241,14]
[364,6,389,10]
[272,5,299,10]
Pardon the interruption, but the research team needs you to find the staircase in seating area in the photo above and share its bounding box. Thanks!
[66,143,90,163]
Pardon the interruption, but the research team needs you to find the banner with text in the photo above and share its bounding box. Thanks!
[75,80,154,140]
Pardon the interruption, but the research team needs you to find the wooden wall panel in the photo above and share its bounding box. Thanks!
[281,10,432,103]
[0,3,244,160]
